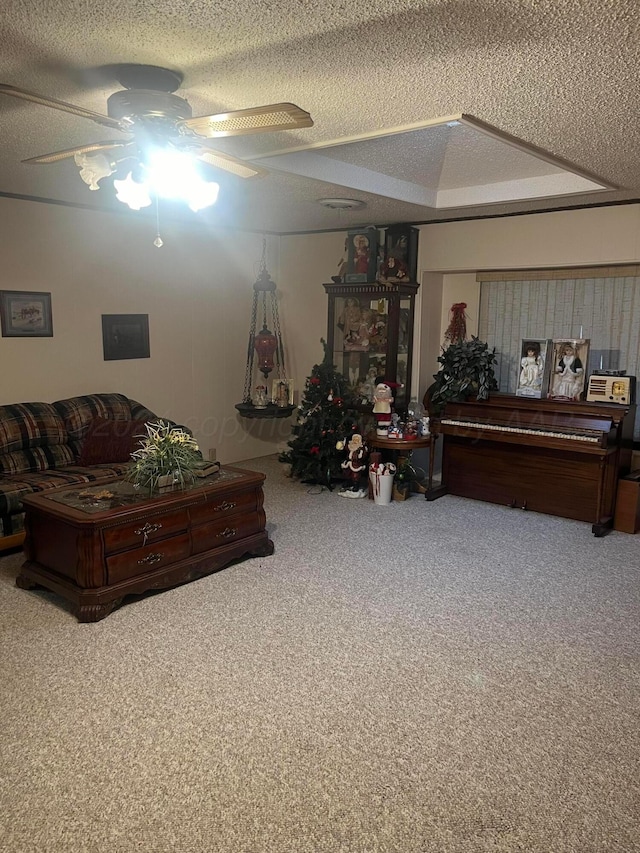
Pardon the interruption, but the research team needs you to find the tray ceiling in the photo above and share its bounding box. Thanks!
[0,0,638,234]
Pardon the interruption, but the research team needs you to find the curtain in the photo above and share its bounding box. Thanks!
[478,271,640,438]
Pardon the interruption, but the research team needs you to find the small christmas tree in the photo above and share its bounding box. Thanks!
[279,341,358,489]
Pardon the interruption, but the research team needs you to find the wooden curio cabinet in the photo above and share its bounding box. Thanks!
[323,280,419,412]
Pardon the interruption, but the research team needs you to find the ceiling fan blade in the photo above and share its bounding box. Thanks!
[0,84,122,130]
[22,141,129,164]
[178,102,313,139]
[190,146,268,179]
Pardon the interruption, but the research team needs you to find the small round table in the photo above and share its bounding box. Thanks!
[366,432,440,499]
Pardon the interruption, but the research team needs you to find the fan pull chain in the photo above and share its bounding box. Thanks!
[153,196,163,248]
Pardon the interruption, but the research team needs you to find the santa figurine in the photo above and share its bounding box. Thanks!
[337,433,368,498]
[372,381,403,437]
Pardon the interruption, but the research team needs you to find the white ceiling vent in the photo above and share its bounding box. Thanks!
[317,198,365,210]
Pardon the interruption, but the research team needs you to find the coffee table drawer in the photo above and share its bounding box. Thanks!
[103,508,189,554]
[107,532,191,584]
[189,490,257,525]
[192,513,262,554]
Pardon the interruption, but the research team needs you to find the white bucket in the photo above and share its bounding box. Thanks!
[370,470,395,505]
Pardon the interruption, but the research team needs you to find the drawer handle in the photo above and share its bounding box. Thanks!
[216,527,237,538]
[137,552,164,565]
[214,500,236,512]
[134,522,163,546]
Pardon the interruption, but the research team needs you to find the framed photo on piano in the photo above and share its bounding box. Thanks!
[547,338,590,401]
[516,338,552,398]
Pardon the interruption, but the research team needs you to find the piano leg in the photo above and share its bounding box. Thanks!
[425,484,447,501]
[592,517,613,537]
[424,433,447,501]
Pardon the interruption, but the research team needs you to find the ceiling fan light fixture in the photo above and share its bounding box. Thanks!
[113,172,153,210]
[108,148,220,211]
[74,151,117,190]
[0,67,313,216]
[143,147,220,210]
[186,181,220,212]
[144,147,194,198]
[317,197,365,211]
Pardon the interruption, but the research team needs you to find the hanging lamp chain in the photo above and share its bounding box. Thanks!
[239,236,291,408]
[261,236,288,382]
[260,237,267,273]
[242,291,259,402]
[271,295,288,382]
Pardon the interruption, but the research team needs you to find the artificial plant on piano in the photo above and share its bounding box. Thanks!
[426,335,498,416]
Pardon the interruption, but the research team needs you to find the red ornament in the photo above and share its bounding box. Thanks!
[333,397,343,406]
[310,377,320,385]
[310,445,320,455]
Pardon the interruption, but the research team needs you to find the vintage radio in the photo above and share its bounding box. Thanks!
[586,374,635,404]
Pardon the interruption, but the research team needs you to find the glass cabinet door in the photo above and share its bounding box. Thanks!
[324,281,419,413]
[332,294,389,399]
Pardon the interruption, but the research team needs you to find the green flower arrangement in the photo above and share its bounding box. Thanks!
[127,420,201,495]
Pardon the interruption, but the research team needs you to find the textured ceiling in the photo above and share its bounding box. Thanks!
[0,0,639,234]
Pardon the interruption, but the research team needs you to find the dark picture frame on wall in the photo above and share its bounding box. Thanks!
[102,314,150,361]
[0,290,53,337]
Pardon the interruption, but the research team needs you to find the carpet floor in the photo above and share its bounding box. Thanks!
[1,454,639,852]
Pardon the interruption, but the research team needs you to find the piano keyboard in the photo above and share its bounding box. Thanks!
[440,418,601,443]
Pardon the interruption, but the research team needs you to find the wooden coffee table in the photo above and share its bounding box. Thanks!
[17,466,273,622]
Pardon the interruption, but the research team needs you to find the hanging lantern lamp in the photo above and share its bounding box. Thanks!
[235,239,296,419]
[254,325,278,377]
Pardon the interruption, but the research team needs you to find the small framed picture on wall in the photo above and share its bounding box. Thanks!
[547,338,590,400]
[0,290,53,337]
[515,338,552,398]
[102,314,150,360]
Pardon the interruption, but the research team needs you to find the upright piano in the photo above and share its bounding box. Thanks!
[439,394,636,535]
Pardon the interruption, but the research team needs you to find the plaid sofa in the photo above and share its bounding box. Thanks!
[0,393,157,550]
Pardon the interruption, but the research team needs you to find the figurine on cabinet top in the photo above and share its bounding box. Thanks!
[332,236,349,283]
[377,254,410,286]
[383,225,418,282]
[345,228,379,282]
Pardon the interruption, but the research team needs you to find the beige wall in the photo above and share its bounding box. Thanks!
[278,231,345,401]
[0,197,292,463]
[418,204,640,273]
[414,203,640,398]
[4,198,640,463]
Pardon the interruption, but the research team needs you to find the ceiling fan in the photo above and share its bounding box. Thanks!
[0,64,314,202]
